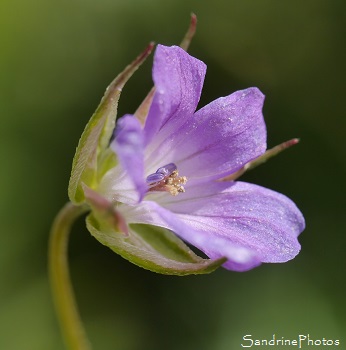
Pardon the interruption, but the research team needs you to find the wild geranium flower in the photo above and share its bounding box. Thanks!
[49,19,305,349]
[68,44,305,273]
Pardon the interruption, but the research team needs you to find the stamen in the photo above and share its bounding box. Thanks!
[156,163,177,176]
[146,163,187,196]
[146,173,165,185]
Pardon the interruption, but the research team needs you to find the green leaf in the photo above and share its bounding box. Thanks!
[68,43,154,204]
[86,215,226,276]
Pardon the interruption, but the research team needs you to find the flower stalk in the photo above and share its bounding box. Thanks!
[48,202,91,350]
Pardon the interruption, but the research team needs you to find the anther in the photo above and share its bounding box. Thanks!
[146,163,187,196]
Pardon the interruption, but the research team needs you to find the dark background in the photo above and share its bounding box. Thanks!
[1,0,345,349]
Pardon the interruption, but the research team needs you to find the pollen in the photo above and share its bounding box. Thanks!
[146,163,187,196]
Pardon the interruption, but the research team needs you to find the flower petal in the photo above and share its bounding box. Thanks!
[120,199,260,271]
[86,215,226,276]
[166,181,304,263]
[145,88,267,182]
[144,45,206,146]
[123,181,304,271]
[109,114,147,202]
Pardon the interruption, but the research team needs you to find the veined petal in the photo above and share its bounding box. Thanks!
[123,181,304,271]
[166,181,304,263]
[120,200,260,271]
[86,216,226,275]
[144,45,206,146]
[109,115,147,202]
[145,88,267,182]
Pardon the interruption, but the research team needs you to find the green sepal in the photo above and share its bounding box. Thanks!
[86,215,226,276]
[222,138,300,181]
[68,43,155,204]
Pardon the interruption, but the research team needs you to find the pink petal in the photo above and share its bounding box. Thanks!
[146,88,267,182]
[109,114,147,202]
[144,45,206,146]
[121,181,304,271]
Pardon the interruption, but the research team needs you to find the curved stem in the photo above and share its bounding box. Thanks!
[48,202,91,350]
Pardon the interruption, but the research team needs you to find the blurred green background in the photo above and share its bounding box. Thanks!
[1,0,345,349]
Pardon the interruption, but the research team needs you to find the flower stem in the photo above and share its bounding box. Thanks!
[48,202,91,350]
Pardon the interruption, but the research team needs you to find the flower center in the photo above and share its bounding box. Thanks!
[146,163,187,196]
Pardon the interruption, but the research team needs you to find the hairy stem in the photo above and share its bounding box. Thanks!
[48,202,91,350]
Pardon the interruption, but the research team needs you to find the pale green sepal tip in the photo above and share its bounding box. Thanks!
[86,215,226,275]
[68,43,155,204]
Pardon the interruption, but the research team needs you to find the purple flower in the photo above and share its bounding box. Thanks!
[95,44,305,272]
